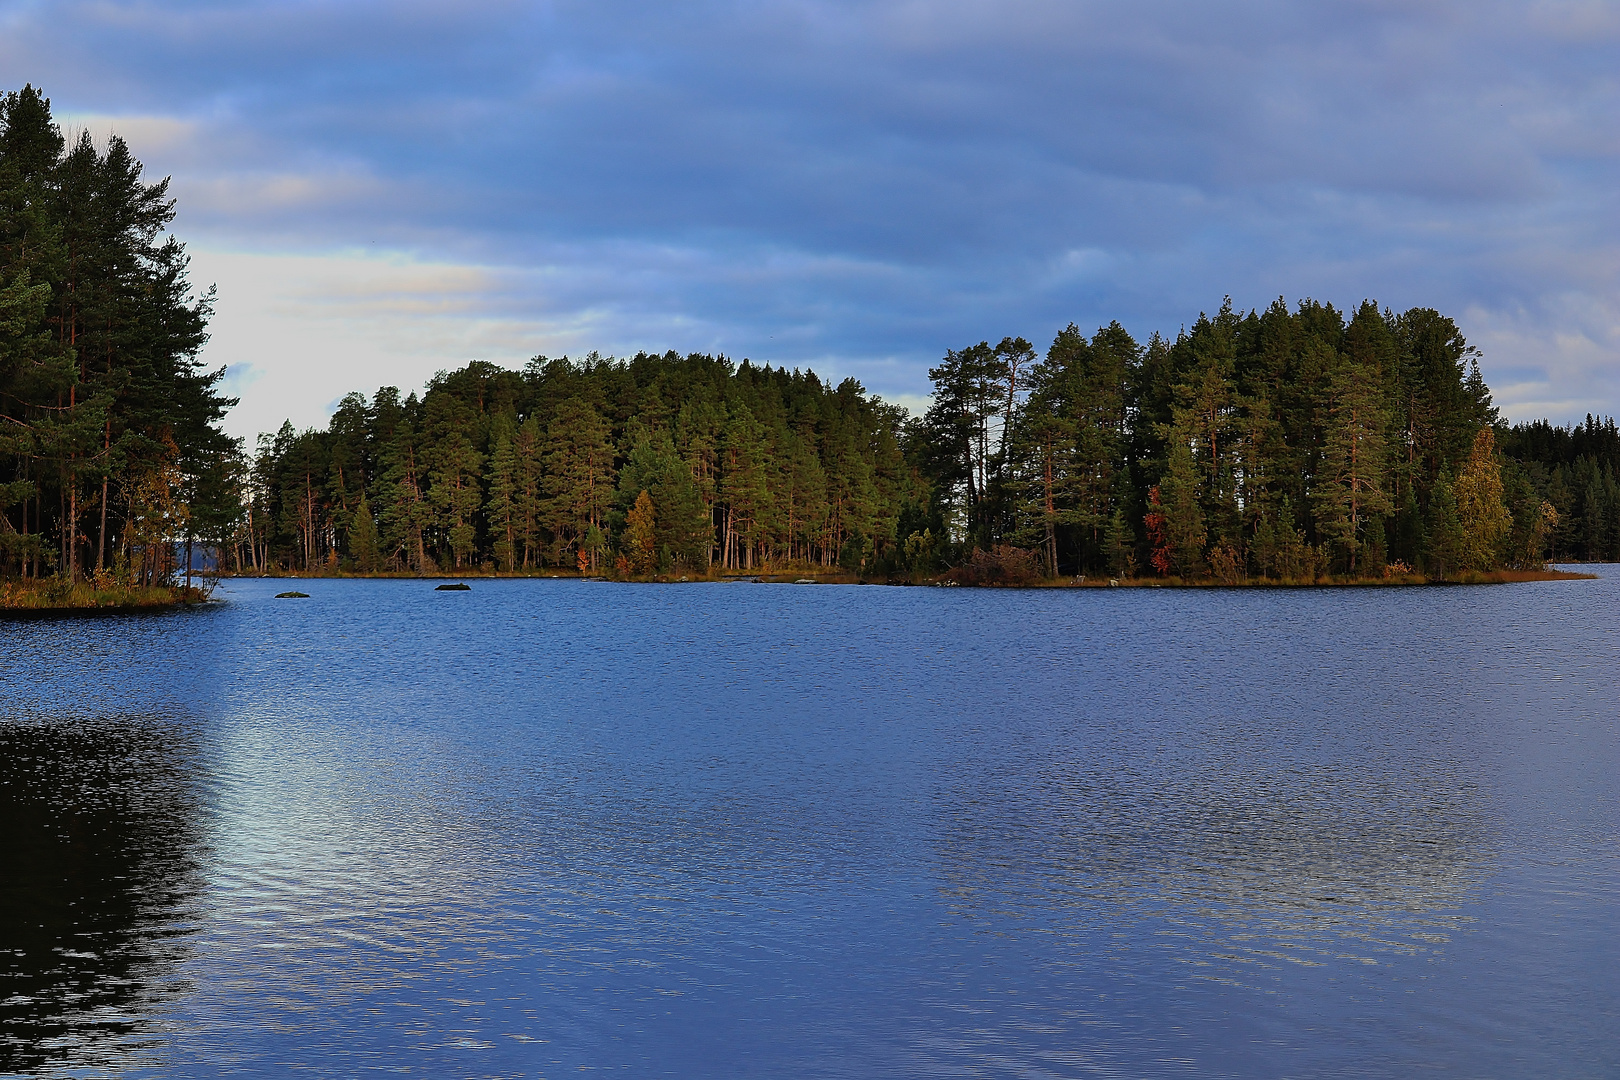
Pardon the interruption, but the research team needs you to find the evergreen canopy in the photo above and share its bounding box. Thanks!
[5,84,1613,585]
[0,85,234,584]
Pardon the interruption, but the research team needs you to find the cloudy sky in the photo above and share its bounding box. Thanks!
[3,0,1616,440]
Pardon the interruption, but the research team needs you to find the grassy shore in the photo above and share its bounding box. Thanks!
[0,579,211,614]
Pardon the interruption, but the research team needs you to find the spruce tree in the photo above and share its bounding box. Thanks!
[1424,469,1466,579]
[350,496,380,572]
[484,414,519,571]
[1157,436,1207,576]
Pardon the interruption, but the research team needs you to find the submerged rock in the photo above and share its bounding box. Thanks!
[435,582,471,591]
[275,591,310,599]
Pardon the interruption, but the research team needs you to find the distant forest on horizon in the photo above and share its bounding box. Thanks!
[3,82,1620,586]
[233,309,1620,581]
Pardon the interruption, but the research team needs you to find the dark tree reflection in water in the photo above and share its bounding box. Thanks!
[0,716,205,1074]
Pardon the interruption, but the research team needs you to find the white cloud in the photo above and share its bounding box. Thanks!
[1464,294,1620,424]
[192,247,565,441]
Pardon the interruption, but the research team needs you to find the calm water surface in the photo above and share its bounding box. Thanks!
[2,571,1617,1077]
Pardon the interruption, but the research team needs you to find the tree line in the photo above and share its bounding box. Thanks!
[0,86,234,587]
[4,85,1613,586]
[241,356,918,576]
[919,300,1601,581]
[239,301,1607,581]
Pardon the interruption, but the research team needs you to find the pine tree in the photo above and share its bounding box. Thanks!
[513,414,544,567]
[542,397,615,571]
[1313,356,1393,573]
[375,402,433,572]
[428,431,483,569]
[720,404,770,570]
[484,414,519,571]
[615,435,710,570]
[1158,435,1207,576]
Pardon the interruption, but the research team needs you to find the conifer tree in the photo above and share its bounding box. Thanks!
[615,435,709,569]
[720,404,770,570]
[542,396,615,571]
[484,414,519,571]
[350,495,380,572]
[1424,469,1466,579]
[513,414,544,567]
[1157,433,1207,576]
[1313,356,1393,572]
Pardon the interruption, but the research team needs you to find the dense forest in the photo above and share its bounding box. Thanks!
[4,84,1617,587]
[0,86,234,588]
[235,303,1615,581]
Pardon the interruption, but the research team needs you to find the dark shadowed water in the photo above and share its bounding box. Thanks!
[2,570,1617,1078]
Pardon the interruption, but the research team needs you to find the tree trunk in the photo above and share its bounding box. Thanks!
[1044,441,1057,575]
[97,477,109,572]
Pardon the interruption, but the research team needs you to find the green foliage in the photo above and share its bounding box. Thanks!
[226,265,1594,583]
[0,86,235,585]
[243,351,921,576]
[914,295,1574,581]
[1424,470,1467,579]
[615,436,709,570]
[1312,354,1393,572]
[350,496,380,572]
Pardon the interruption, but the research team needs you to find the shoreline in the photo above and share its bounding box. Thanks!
[203,567,1595,588]
[0,583,213,618]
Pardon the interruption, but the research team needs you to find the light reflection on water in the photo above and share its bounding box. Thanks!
[2,570,1617,1078]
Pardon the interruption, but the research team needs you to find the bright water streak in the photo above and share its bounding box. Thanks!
[1,572,1617,1077]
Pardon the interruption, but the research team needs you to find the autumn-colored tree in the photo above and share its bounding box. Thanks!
[1454,427,1511,571]
[621,489,657,576]
[1144,487,1171,576]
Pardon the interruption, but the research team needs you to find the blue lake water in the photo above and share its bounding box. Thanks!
[2,571,1617,1078]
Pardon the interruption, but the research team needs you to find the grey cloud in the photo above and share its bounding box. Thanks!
[2,0,1615,423]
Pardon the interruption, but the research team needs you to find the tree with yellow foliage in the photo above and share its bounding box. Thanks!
[1455,427,1512,571]
[622,490,658,576]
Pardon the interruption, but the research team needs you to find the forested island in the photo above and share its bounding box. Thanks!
[1,84,1614,602]
[229,320,1609,585]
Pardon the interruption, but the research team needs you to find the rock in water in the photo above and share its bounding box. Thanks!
[435,582,472,591]
[275,591,310,599]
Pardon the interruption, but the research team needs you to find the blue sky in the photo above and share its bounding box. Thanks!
[4,0,1616,439]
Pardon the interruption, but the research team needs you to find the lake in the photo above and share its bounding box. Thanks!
[2,571,1617,1078]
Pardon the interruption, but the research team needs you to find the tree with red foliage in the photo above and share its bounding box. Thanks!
[1145,486,1172,575]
